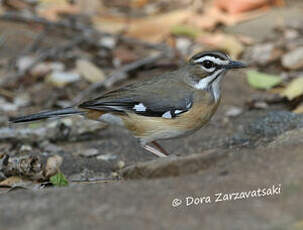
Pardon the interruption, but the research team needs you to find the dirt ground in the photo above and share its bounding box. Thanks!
[1,1,303,230]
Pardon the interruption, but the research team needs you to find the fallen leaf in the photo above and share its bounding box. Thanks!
[188,6,264,30]
[214,0,284,14]
[37,0,80,21]
[0,176,28,186]
[76,0,103,16]
[50,172,68,187]
[93,9,192,42]
[171,25,202,39]
[197,33,244,59]
[246,70,282,90]
[293,105,303,114]
[281,77,303,100]
[76,59,106,83]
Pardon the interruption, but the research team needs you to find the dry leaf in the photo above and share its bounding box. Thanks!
[37,0,80,21]
[76,0,103,16]
[76,59,106,83]
[214,0,284,14]
[293,105,303,114]
[246,70,282,90]
[197,33,244,59]
[131,0,149,8]
[188,6,263,30]
[0,176,29,186]
[93,9,192,42]
[281,77,303,100]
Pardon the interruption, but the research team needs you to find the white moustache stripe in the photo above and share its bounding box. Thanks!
[194,69,224,90]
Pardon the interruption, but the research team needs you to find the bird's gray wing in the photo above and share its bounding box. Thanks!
[79,74,193,118]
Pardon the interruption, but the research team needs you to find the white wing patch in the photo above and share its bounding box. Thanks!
[174,110,183,114]
[133,103,146,112]
[162,111,172,119]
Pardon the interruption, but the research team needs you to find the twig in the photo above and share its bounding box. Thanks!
[21,28,48,55]
[73,52,169,103]
[0,36,85,86]
[0,12,170,51]
[71,177,121,184]
[0,12,174,90]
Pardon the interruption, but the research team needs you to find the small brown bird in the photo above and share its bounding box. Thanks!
[10,51,246,157]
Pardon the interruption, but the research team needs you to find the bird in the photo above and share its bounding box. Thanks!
[10,51,246,158]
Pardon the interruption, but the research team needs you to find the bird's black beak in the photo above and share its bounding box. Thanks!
[225,60,247,69]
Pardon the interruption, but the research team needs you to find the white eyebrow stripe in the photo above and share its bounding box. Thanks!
[194,56,229,65]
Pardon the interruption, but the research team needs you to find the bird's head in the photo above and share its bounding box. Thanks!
[187,51,247,100]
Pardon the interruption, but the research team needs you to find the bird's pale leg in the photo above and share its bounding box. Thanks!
[151,141,169,156]
[143,144,167,157]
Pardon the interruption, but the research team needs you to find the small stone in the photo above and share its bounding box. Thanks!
[254,101,268,109]
[284,29,299,40]
[31,62,65,77]
[282,47,303,70]
[76,59,106,83]
[111,172,119,178]
[40,141,62,153]
[44,155,63,178]
[0,97,18,112]
[96,153,117,161]
[251,43,282,65]
[176,38,192,56]
[117,160,125,169]
[19,145,32,155]
[225,106,243,117]
[79,148,99,158]
[0,116,8,126]
[46,71,80,87]
[98,36,116,49]
[13,94,30,107]
[16,55,35,72]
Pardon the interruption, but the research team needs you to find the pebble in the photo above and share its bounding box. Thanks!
[97,153,117,161]
[116,160,125,169]
[250,43,282,65]
[225,106,243,117]
[79,148,100,158]
[19,145,32,155]
[31,62,65,77]
[0,97,18,112]
[282,47,303,70]
[98,36,116,49]
[16,55,35,72]
[76,59,106,83]
[176,38,192,56]
[46,71,80,87]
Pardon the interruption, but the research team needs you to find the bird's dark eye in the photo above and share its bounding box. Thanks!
[202,60,215,69]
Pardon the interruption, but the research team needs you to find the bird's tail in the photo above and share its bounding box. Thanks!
[10,107,84,123]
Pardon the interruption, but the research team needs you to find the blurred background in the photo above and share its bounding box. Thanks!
[1,0,303,229]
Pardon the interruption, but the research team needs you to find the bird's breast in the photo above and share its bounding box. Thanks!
[121,95,220,142]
